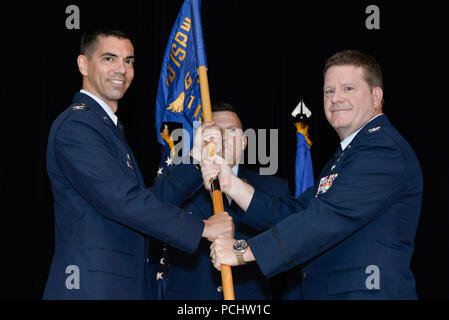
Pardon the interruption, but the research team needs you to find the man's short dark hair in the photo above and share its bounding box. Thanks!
[211,102,244,129]
[324,50,384,105]
[80,28,132,58]
[212,102,240,117]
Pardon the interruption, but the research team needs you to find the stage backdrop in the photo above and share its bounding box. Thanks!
[0,0,447,299]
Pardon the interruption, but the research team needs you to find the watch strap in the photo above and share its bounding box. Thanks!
[235,250,246,265]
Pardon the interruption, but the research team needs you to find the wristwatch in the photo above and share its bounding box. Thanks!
[233,239,248,265]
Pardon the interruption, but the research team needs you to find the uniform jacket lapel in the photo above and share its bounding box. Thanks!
[72,92,127,145]
[72,92,145,186]
[319,114,391,180]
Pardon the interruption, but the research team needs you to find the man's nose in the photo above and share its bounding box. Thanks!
[115,60,127,75]
[331,89,344,103]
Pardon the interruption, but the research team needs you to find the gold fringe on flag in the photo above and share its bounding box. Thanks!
[294,122,313,149]
[160,124,176,157]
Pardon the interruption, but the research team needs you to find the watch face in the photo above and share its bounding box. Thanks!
[233,239,248,251]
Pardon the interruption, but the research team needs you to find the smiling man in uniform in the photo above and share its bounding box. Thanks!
[204,50,423,299]
[44,29,233,299]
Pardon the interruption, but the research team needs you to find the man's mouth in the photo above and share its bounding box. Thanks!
[110,79,126,86]
[332,108,351,113]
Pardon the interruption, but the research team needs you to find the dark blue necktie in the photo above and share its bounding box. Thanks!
[333,145,343,162]
[326,145,342,175]
[117,119,124,132]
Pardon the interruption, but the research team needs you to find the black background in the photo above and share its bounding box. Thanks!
[0,0,447,299]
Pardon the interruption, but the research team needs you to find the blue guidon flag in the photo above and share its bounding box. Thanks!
[155,0,207,154]
[291,99,314,197]
[154,0,207,300]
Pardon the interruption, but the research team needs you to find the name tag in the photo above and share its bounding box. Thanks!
[316,174,339,195]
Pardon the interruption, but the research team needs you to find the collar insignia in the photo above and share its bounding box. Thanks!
[368,126,381,133]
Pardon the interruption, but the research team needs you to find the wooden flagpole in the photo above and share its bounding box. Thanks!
[198,65,235,300]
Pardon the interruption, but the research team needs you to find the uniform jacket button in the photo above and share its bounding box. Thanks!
[303,271,307,279]
[217,285,223,293]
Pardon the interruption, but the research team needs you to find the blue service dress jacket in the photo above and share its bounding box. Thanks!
[154,168,294,299]
[44,92,205,299]
[242,114,423,299]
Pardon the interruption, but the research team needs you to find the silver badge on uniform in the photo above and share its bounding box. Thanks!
[72,104,85,110]
[368,126,381,133]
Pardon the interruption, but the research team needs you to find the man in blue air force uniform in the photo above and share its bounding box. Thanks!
[206,50,423,299]
[44,29,233,299]
[157,102,298,299]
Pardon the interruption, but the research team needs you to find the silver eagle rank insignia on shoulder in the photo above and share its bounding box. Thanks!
[368,126,381,133]
[72,103,86,111]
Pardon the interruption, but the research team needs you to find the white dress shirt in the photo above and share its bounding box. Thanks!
[80,89,119,126]
[340,114,383,151]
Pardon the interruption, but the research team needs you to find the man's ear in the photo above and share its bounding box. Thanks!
[372,87,383,110]
[242,135,248,151]
[77,55,89,76]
